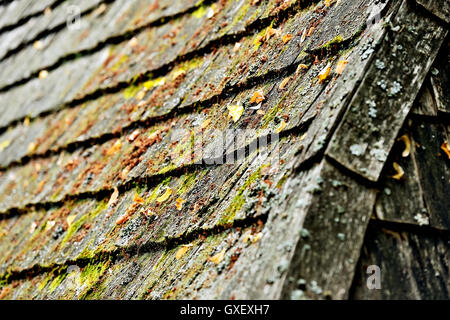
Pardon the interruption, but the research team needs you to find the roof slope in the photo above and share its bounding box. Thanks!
[0,0,448,300]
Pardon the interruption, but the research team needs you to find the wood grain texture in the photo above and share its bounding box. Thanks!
[326,0,447,182]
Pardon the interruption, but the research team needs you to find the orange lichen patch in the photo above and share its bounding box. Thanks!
[282,34,292,44]
[133,194,145,204]
[156,187,172,203]
[176,198,186,211]
[397,134,411,158]
[106,139,122,156]
[318,63,331,83]
[391,162,404,180]
[175,244,192,260]
[279,77,290,90]
[209,248,226,264]
[227,104,244,122]
[250,90,265,104]
[336,60,348,75]
[115,211,132,225]
[441,141,450,159]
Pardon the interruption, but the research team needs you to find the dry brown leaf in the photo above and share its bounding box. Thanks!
[398,134,411,158]
[175,245,191,259]
[391,162,404,180]
[282,34,292,44]
[133,193,145,204]
[108,188,119,207]
[279,77,290,90]
[336,60,348,75]
[318,63,331,83]
[250,90,265,104]
[209,248,226,264]
[441,141,450,159]
[176,198,186,211]
[39,70,49,79]
[107,139,122,156]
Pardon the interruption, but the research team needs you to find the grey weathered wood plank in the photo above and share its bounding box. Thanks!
[326,0,447,182]
[375,125,429,226]
[351,222,450,299]
[280,159,377,300]
[416,0,450,23]
[411,120,450,230]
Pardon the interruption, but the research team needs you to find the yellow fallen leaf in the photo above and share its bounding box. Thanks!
[128,37,138,48]
[276,120,287,133]
[44,7,52,16]
[175,245,191,260]
[39,70,49,79]
[391,162,404,180]
[250,90,265,104]
[397,134,411,158]
[307,26,315,37]
[136,89,146,101]
[45,220,55,231]
[66,215,77,228]
[282,34,292,44]
[157,187,172,203]
[107,139,122,156]
[300,29,307,43]
[318,63,331,83]
[28,142,37,153]
[279,77,290,90]
[176,198,186,210]
[29,222,38,234]
[264,26,278,41]
[133,193,145,204]
[251,232,263,243]
[33,40,43,50]
[23,117,30,126]
[108,187,119,207]
[325,0,335,6]
[209,248,226,264]
[296,64,309,73]
[227,104,244,123]
[201,119,212,129]
[256,109,265,116]
[128,129,140,142]
[0,140,11,152]
[441,141,450,159]
[336,60,348,75]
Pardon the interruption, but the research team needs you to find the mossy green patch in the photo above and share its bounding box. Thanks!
[60,200,108,247]
[218,165,265,226]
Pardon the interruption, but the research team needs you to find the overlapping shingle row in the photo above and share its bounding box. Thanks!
[0,0,448,300]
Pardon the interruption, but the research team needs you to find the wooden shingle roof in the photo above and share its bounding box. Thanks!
[0,0,448,299]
